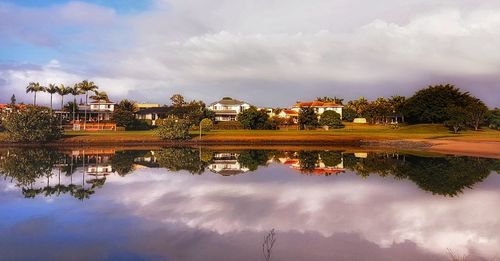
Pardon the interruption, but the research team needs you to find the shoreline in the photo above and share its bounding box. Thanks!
[1,137,498,159]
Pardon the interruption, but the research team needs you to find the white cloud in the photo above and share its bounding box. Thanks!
[1,0,499,106]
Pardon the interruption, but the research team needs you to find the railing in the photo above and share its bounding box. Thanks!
[72,123,117,131]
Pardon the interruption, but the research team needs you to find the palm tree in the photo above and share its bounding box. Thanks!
[90,90,109,130]
[26,82,45,105]
[45,84,58,110]
[56,84,71,125]
[79,80,98,129]
[69,84,84,122]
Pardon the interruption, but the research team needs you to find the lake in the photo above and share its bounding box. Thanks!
[0,147,498,261]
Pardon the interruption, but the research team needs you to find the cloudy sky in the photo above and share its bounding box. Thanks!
[1,0,499,107]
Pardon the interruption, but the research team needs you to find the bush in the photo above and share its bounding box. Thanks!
[319,110,344,129]
[2,106,62,142]
[298,107,319,130]
[156,117,191,140]
[486,108,500,130]
[128,119,151,130]
[200,118,214,131]
[213,121,244,130]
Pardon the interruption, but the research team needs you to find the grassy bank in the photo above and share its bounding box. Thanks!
[0,123,498,143]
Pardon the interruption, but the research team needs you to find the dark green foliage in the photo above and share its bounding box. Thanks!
[156,117,192,140]
[156,148,212,174]
[2,105,62,142]
[298,151,319,173]
[111,150,148,176]
[237,150,271,171]
[403,84,471,124]
[319,151,343,167]
[0,149,61,187]
[445,105,468,133]
[316,96,344,105]
[319,110,344,128]
[464,97,489,130]
[298,107,319,130]
[167,99,215,125]
[343,153,498,197]
[342,107,357,122]
[113,100,140,130]
[486,108,500,130]
[238,107,270,130]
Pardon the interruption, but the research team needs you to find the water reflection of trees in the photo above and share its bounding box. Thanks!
[0,149,115,200]
[343,153,499,197]
[1,148,498,198]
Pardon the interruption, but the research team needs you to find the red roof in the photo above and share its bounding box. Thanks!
[0,104,26,109]
[292,166,346,175]
[293,101,343,108]
[281,109,299,116]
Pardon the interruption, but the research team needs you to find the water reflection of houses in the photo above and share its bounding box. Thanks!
[208,152,250,176]
[133,151,160,168]
[17,149,116,200]
[278,152,346,175]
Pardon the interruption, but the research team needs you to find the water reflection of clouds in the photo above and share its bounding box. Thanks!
[91,164,500,259]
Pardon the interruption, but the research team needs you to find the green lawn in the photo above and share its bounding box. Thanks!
[1,124,498,143]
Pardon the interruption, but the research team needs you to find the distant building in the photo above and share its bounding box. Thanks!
[136,103,160,109]
[278,109,299,123]
[208,97,252,121]
[292,101,343,118]
[78,99,116,121]
[135,107,169,125]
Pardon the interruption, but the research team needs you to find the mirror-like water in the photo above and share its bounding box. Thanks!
[0,147,498,261]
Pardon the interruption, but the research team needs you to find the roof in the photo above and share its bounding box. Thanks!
[0,104,26,109]
[293,101,343,108]
[136,107,170,115]
[280,109,299,116]
[210,97,248,106]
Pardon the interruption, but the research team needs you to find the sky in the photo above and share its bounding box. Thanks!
[0,0,499,107]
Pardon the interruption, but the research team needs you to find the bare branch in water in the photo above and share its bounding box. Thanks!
[262,229,277,261]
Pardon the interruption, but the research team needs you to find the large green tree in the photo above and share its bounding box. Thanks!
[156,116,191,140]
[319,110,344,128]
[113,100,138,129]
[298,107,319,130]
[403,84,471,124]
[2,106,62,142]
[237,107,269,130]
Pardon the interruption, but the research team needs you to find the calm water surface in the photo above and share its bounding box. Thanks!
[0,147,498,261]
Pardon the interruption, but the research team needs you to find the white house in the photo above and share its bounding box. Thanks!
[208,97,252,121]
[291,101,343,118]
[78,100,116,121]
[208,152,250,176]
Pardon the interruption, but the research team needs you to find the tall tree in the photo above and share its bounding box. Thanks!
[112,100,138,129]
[316,96,344,105]
[89,90,109,129]
[25,82,45,106]
[45,84,58,110]
[237,107,269,130]
[56,84,71,110]
[79,80,98,127]
[10,94,16,106]
[298,107,319,130]
[69,84,84,122]
[170,94,186,107]
[465,97,488,131]
[403,84,470,124]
